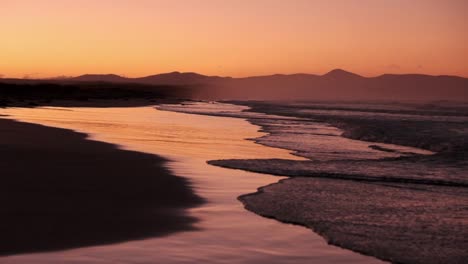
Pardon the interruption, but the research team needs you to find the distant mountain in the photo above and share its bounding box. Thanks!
[322,69,362,79]
[199,69,467,101]
[134,72,228,86]
[69,72,229,86]
[71,74,128,83]
[3,70,467,101]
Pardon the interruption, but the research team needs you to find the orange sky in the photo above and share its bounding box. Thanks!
[1,0,467,78]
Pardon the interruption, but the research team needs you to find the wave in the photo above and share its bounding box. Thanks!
[160,101,468,264]
[208,158,468,188]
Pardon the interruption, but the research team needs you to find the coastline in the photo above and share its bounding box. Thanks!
[158,101,468,264]
[1,104,384,263]
[0,117,203,255]
[238,177,468,264]
[224,102,468,264]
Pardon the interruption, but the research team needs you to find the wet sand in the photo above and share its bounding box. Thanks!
[159,101,468,264]
[0,106,382,263]
[0,118,202,255]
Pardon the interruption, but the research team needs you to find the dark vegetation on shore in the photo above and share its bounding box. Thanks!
[0,119,203,256]
[0,80,192,107]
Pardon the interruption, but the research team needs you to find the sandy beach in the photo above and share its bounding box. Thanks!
[0,118,202,255]
[2,1,466,263]
[0,105,382,263]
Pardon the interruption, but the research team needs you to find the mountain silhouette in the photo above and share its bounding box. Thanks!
[2,70,467,101]
[134,72,225,85]
[322,69,362,79]
[71,74,128,82]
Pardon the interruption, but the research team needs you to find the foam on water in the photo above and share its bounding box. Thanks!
[158,102,434,161]
[158,101,468,264]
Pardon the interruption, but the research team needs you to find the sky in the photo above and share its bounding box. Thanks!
[1,0,467,78]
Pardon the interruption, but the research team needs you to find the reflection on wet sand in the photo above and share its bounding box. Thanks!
[0,106,382,263]
[0,118,202,255]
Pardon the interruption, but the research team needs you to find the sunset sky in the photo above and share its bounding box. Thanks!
[1,0,467,78]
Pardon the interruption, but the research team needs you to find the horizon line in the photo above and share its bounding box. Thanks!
[2,69,468,80]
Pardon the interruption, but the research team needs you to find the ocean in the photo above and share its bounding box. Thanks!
[159,100,468,264]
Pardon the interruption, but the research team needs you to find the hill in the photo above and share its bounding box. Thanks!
[2,70,467,101]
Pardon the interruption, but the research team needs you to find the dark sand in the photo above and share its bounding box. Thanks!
[0,118,203,256]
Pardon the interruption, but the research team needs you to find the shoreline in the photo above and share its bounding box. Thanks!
[238,177,468,264]
[157,101,468,264]
[236,178,392,263]
[0,117,203,256]
[223,102,468,264]
[1,104,384,263]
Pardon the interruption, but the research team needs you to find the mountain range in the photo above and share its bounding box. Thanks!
[3,69,468,101]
